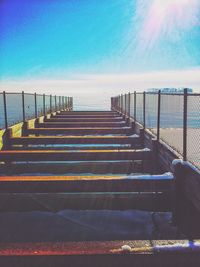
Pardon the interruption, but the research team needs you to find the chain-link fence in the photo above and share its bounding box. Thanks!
[160,94,184,156]
[0,92,73,129]
[111,90,200,170]
[187,95,200,168]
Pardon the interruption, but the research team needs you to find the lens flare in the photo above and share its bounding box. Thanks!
[138,0,200,50]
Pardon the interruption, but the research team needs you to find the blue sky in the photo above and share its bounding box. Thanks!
[0,0,200,100]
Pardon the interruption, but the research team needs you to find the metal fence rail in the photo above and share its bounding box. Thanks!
[111,90,200,169]
[0,92,73,129]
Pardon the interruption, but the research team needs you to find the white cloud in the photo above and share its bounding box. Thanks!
[1,68,199,109]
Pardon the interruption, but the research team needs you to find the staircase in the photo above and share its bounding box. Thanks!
[0,110,176,266]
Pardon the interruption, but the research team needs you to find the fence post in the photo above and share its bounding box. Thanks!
[22,91,25,122]
[157,90,161,141]
[34,93,37,118]
[43,94,46,116]
[183,88,188,161]
[3,91,8,129]
[143,91,146,129]
[134,91,136,122]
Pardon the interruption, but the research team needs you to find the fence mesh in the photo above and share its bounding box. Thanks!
[130,93,134,119]
[136,93,143,125]
[146,93,158,131]
[24,94,35,120]
[6,93,23,126]
[36,94,44,116]
[122,95,126,114]
[45,95,51,114]
[187,95,200,169]
[160,94,184,156]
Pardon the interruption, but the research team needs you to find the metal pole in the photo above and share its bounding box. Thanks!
[143,91,146,129]
[43,94,46,115]
[183,88,188,161]
[3,91,8,129]
[157,90,161,141]
[34,93,37,118]
[22,91,25,122]
[134,91,136,122]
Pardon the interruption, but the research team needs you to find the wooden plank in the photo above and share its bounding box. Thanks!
[10,136,139,145]
[37,122,126,128]
[0,241,200,267]
[0,149,152,161]
[0,174,173,193]
[26,127,133,135]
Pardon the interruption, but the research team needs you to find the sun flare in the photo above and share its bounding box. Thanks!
[138,0,200,49]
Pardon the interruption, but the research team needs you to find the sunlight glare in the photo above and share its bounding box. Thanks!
[138,0,200,50]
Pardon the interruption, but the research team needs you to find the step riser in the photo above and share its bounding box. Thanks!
[51,115,121,118]
[48,117,124,122]
[0,177,173,193]
[26,128,133,135]
[59,112,118,115]
[10,145,142,151]
[0,150,151,161]
[37,122,126,128]
[0,192,172,211]
[10,136,139,145]
[0,161,152,175]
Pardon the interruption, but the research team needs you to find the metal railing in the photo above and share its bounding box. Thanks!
[0,92,73,129]
[111,90,200,169]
